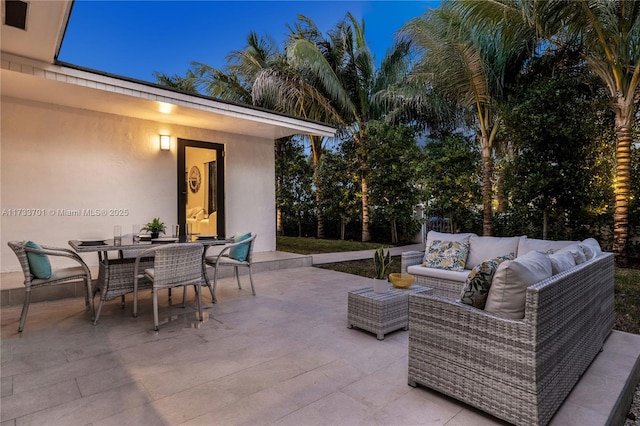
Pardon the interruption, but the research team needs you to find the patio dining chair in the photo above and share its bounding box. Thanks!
[132,243,206,330]
[204,233,256,303]
[7,241,94,332]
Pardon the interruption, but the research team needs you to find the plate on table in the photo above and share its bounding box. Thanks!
[196,235,218,240]
[151,237,179,244]
[79,240,106,246]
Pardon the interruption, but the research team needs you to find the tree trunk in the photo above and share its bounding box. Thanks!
[340,217,345,240]
[391,219,398,244]
[315,176,324,239]
[311,136,325,239]
[613,125,632,266]
[276,207,283,236]
[481,145,494,236]
[361,177,370,242]
[496,163,507,213]
[542,208,548,240]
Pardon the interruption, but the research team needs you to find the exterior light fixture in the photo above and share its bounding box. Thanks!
[160,135,170,151]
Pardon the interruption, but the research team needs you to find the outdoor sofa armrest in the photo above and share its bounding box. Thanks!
[401,250,424,273]
[24,245,91,275]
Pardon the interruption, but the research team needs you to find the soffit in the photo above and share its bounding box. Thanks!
[1,54,336,139]
[0,0,335,139]
[0,0,70,63]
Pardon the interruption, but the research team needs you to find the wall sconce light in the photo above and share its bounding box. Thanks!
[160,135,171,151]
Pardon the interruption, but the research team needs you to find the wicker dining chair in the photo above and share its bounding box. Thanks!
[132,243,206,330]
[7,241,95,332]
[204,233,257,303]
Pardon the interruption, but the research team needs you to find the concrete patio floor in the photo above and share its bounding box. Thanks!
[2,263,640,425]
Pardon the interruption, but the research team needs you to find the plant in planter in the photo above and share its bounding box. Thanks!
[141,218,166,239]
[373,246,391,293]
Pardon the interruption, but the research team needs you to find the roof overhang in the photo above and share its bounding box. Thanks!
[0,0,336,139]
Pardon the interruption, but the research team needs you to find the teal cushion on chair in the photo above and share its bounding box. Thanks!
[229,232,251,262]
[24,241,52,279]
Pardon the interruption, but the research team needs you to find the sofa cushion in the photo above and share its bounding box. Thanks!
[423,240,470,271]
[556,244,587,265]
[407,265,469,282]
[485,250,553,320]
[517,237,576,257]
[460,254,514,309]
[425,231,475,253]
[466,235,520,270]
[580,238,602,260]
[549,251,576,274]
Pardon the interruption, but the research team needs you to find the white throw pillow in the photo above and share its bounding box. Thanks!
[485,251,553,320]
[424,231,475,261]
[580,238,602,260]
[556,244,587,264]
[466,235,520,270]
[517,237,577,257]
[549,251,576,275]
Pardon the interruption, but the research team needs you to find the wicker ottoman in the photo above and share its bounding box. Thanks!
[348,285,432,340]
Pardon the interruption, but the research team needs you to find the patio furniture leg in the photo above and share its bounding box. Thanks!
[248,264,256,296]
[153,288,159,331]
[18,289,31,332]
[212,267,219,303]
[182,286,188,308]
[84,277,95,321]
[202,267,215,303]
[195,284,203,322]
[120,295,125,308]
[235,266,242,289]
[94,298,106,325]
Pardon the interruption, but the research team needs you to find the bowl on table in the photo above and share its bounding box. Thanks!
[388,273,415,289]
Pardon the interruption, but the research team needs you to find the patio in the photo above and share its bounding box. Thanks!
[2,260,640,425]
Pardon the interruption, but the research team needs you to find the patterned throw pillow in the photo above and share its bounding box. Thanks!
[423,240,470,272]
[460,254,514,309]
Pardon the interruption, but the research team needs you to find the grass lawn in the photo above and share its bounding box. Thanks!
[276,236,386,254]
[277,236,640,334]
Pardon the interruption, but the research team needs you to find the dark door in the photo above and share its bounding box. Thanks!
[177,139,225,238]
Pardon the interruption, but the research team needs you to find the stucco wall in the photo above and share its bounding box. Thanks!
[0,97,276,272]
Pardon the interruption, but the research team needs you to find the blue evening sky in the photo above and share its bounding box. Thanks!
[58,1,440,83]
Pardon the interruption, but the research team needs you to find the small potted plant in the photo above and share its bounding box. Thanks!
[373,246,391,293]
[141,218,166,239]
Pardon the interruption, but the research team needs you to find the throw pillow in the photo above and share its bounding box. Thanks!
[556,244,587,265]
[423,240,470,272]
[517,237,577,257]
[24,241,52,279]
[549,251,576,275]
[485,250,553,320]
[579,238,602,260]
[460,254,514,309]
[425,231,475,252]
[466,235,520,270]
[229,232,251,262]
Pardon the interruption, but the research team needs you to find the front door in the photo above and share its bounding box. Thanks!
[177,139,225,238]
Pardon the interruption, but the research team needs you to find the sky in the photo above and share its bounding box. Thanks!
[58,1,440,84]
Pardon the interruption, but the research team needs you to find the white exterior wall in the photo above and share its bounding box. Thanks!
[0,97,276,272]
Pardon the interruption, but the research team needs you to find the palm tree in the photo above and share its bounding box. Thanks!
[282,13,411,241]
[539,0,639,265]
[455,0,639,263]
[401,2,536,236]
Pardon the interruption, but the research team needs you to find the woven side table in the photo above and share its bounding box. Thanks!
[348,285,433,340]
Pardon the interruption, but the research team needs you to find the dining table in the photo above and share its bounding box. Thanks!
[69,236,229,324]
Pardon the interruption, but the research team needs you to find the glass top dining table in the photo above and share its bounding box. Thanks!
[69,236,229,258]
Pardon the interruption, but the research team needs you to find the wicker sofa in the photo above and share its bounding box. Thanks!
[402,234,615,426]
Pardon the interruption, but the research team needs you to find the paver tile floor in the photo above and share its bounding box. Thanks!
[1,266,638,425]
